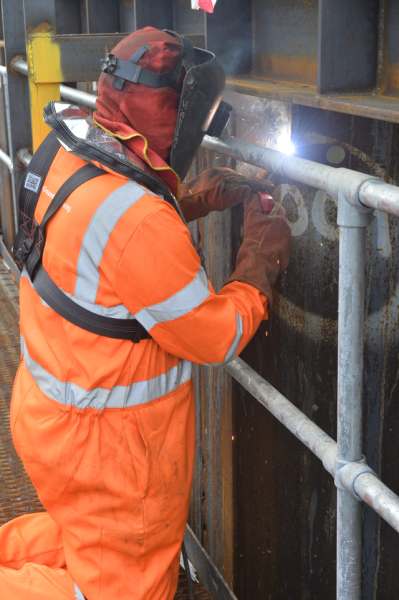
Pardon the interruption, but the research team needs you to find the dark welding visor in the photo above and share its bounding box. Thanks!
[101,29,230,180]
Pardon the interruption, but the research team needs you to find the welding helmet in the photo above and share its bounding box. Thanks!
[99,28,231,180]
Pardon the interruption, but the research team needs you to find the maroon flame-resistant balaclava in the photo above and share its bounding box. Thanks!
[94,27,183,164]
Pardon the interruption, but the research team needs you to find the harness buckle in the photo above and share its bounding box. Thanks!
[101,54,118,74]
[14,236,34,266]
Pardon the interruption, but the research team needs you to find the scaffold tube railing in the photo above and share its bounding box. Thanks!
[202,134,399,217]
[0,64,17,229]
[225,358,399,535]
[9,57,399,600]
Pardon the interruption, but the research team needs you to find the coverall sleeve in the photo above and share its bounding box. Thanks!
[112,203,267,365]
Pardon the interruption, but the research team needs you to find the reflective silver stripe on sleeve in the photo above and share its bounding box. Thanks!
[74,181,146,304]
[205,312,243,367]
[74,584,85,600]
[134,267,210,331]
[21,336,192,410]
[21,267,136,321]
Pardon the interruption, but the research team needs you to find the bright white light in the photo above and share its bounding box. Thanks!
[277,135,296,155]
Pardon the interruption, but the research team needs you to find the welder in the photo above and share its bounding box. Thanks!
[0,27,290,600]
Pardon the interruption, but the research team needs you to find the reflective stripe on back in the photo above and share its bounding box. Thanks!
[74,583,85,600]
[21,336,192,410]
[74,181,146,304]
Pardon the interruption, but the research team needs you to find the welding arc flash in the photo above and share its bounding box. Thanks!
[277,136,296,156]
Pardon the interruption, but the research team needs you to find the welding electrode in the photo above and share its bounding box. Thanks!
[258,191,275,215]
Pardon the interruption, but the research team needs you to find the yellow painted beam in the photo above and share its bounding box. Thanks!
[29,81,60,151]
[27,34,63,84]
[26,24,62,150]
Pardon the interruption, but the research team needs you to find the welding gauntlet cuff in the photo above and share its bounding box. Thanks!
[179,167,274,223]
[224,194,291,307]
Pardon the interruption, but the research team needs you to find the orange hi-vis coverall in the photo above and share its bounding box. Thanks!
[1,146,268,600]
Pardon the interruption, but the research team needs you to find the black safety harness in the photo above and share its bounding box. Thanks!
[13,131,151,343]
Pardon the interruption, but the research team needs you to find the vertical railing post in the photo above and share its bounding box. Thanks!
[336,195,374,600]
[1,0,32,245]
[0,67,18,233]
[0,60,15,249]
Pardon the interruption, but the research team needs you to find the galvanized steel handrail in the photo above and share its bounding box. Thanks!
[0,147,13,171]
[225,358,399,534]
[202,135,399,217]
[60,84,97,110]
[12,58,97,109]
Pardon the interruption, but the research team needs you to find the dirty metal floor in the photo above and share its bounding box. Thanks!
[0,259,210,599]
[0,261,43,523]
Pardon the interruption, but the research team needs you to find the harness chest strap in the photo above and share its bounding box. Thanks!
[14,132,151,343]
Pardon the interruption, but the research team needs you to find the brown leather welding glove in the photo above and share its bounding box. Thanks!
[224,194,291,307]
[179,167,275,223]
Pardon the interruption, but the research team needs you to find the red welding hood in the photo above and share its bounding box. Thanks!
[95,27,230,181]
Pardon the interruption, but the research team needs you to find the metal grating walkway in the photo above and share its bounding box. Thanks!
[174,570,211,599]
[0,259,211,600]
[0,260,43,524]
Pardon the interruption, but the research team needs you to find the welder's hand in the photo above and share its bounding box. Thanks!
[224,194,291,306]
[179,167,274,223]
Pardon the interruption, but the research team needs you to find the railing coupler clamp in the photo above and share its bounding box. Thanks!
[337,189,375,228]
[326,169,377,215]
[17,148,33,168]
[10,56,28,77]
[334,456,377,501]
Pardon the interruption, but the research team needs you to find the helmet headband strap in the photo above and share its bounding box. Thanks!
[112,43,150,91]
[101,32,197,92]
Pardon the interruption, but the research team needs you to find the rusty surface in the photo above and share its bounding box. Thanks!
[27,32,205,84]
[253,0,318,87]
[175,568,211,600]
[186,143,236,588]
[226,77,399,125]
[232,165,339,598]
[219,0,399,124]
[229,102,399,599]
[187,91,399,598]
[318,0,379,94]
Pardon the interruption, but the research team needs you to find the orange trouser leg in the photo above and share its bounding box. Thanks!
[0,512,75,599]
[11,363,196,600]
[0,512,65,570]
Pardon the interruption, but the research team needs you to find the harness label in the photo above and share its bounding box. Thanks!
[24,172,42,193]
[43,185,55,199]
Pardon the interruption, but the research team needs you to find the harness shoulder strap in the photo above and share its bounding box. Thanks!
[20,131,61,219]
[25,162,150,343]
[14,132,61,268]
[16,133,151,343]
[26,163,104,280]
